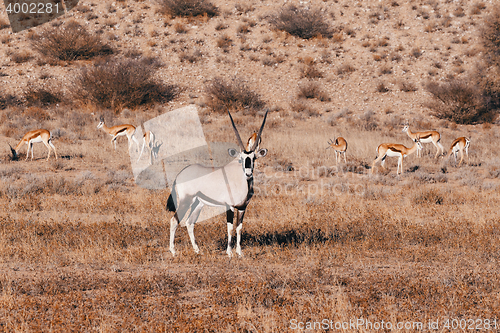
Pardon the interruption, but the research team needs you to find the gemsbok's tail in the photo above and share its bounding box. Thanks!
[166,180,177,212]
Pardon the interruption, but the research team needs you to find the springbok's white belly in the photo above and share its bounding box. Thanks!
[29,135,43,143]
[386,150,402,158]
[419,137,434,144]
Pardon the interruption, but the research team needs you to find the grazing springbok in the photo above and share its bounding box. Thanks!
[167,110,268,257]
[326,137,347,164]
[371,137,422,175]
[246,132,261,151]
[447,137,470,166]
[9,129,57,161]
[402,125,444,158]
[97,117,139,151]
[137,130,157,164]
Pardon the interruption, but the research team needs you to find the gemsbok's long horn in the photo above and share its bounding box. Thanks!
[227,110,246,150]
[251,111,268,152]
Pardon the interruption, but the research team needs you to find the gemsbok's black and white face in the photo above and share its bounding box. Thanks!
[228,148,268,179]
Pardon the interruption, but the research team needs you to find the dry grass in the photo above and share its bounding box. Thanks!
[0,110,500,331]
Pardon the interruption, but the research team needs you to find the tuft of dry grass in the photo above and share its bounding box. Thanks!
[7,50,33,64]
[297,82,330,102]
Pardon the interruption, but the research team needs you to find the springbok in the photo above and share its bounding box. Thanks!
[402,125,444,158]
[97,117,139,151]
[246,132,261,151]
[371,137,422,175]
[137,130,157,164]
[9,129,57,161]
[326,137,347,164]
[447,137,470,166]
[167,110,268,257]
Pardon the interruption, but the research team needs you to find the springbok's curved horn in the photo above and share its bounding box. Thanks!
[227,110,245,150]
[251,111,268,151]
[8,143,17,159]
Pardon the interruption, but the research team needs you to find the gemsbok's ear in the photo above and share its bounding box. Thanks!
[256,148,267,158]
[228,148,238,157]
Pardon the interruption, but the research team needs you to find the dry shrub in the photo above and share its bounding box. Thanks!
[269,5,333,40]
[300,57,323,78]
[179,49,203,63]
[376,82,389,93]
[290,100,320,117]
[0,18,10,30]
[411,47,422,58]
[31,21,113,61]
[481,5,500,67]
[358,109,378,130]
[261,56,285,67]
[8,50,33,63]
[0,93,21,110]
[24,82,62,107]
[413,188,444,205]
[216,34,232,51]
[379,64,392,75]
[174,22,188,34]
[399,80,418,92]
[74,57,179,110]
[158,0,219,18]
[426,80,493,124]
[205,77,265,114]
[336,63,356,76]
[237,23,250,34]
[297,82,330,102]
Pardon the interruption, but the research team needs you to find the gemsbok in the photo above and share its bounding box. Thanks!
[167,110,268,257]
[137,130,157,164]
[371,137,422,175]
[402,125,444,158]
[447,137,470,166]
[97,117,139,151]
[9,129,57,161]
[326,137,347,164]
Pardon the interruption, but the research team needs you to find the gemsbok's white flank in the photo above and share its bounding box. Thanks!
[371,137,422,175]
[448,137,470,166]
[97,117,139,151]
[326,137,347,164]
[9,129,57,161]
[137,130,157,164]
[167,110,268,257]
[402,125,444,158]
